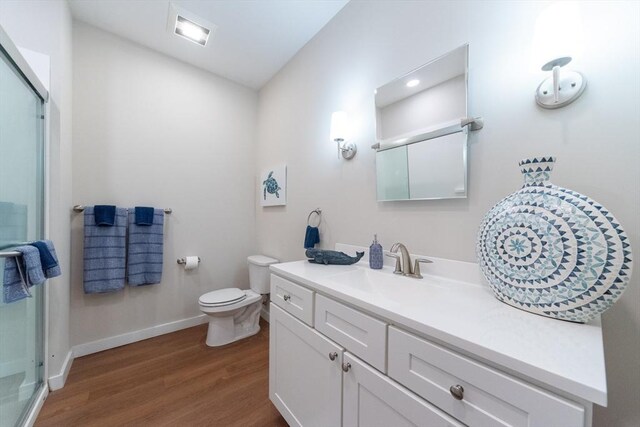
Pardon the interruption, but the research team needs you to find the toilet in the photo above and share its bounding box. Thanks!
[199,255,279,347]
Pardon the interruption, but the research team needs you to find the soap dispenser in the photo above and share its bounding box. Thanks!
[369,234,383,269]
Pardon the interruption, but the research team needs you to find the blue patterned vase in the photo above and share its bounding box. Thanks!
[477,157,632,323]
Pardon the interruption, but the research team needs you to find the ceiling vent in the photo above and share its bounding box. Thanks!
[167,3,217,47]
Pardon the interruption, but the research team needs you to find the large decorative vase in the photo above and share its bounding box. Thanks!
[477,157,632,323]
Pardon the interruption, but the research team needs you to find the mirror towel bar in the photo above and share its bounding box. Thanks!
[371,116,483,151]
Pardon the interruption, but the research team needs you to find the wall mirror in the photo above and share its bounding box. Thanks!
[374,44,478,201]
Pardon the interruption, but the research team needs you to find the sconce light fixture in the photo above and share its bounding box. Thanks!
[330,111,357,160]
[535,57,586,109]
[532,2,586,109]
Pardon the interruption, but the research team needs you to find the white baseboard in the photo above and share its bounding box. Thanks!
[260,305,270,323]
[72,314,208,358]
[48,349,73,391]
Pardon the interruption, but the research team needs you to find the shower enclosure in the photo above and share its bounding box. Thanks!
[0,27,47,427]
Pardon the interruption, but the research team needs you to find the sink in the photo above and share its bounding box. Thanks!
[324,266,453,304]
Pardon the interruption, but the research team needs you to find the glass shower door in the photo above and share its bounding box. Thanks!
[0,43,45,427]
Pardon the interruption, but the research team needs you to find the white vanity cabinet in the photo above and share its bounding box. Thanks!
[270,302,458,427]
[269,304,343,427]
[342,352,463,427]
[269,264,603,427]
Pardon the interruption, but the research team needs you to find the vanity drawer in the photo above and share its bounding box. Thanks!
[388,327,585,427]
[314,294,387,372]
[271,274,315,326]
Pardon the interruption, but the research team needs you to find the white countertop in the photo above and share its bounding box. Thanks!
[270,255,607,406]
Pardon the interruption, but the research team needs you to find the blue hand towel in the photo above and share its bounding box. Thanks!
[304,225,320,249]
[3,245,46,303]
[94,205,116,226]
[127,208,164,286]
[134,206,155,226]
[83,207,127,293]
[29,240,61,278]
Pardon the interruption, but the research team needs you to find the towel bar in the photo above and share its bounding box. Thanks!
[0,251,21,258]
[72,205,172,214]
[370,116,484,151]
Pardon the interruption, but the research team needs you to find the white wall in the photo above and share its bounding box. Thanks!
[255,1,639,426]
[0,0,73,384]
[70,22,258,347]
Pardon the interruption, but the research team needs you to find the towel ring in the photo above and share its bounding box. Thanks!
[307,208,322,227]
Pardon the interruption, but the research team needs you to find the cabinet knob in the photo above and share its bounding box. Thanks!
[283,295,291,301]
[342,362,351,372]
[449,384,464,400]
[329,352,338,361]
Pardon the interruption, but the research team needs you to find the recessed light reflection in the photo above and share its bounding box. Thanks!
[406,79,420,88]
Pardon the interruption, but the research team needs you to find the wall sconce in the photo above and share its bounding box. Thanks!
[535,57,586,109]
[330,111,357,160]
[532,2,586,109]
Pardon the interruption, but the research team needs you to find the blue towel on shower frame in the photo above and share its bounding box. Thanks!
[3,245,45,303]
[29,240,61,278]
[83,206,127,293]
[127,208,164,286]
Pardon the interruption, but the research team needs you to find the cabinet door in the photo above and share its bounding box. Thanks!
[270,303,343,427]
[342,353,463,427]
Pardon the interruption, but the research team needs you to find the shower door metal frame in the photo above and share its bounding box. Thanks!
[0,23,50,427]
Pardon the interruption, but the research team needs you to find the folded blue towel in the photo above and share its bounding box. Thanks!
[134,206,155,226]
[29,240,61,278]
[94,205,116,226]
[304,226,320,249]
[3,245,45,303]
[127,208,164,286]
[83,207,127,293]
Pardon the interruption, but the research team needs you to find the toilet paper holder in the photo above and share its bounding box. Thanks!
[177,257,201,265]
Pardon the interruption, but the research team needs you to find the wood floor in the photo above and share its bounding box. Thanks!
[36,320,288,427]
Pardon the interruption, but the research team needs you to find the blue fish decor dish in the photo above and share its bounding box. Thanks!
[306,249,364,265]
[477,157,632,323]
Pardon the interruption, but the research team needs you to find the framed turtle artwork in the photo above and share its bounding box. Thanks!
[260,165,287,206]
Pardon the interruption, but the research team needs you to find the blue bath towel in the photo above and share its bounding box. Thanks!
[83,206,127,293]
[304,226,320,249]
[94,205,116,226]
[29,240,61,278]
[127,208,163,286]
[3,245,46,303]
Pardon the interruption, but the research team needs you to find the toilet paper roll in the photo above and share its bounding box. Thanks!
[184,256,199,270]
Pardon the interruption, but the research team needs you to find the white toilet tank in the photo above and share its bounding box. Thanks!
[248,255,279,294]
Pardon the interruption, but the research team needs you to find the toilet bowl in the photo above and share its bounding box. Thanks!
[199,255,278,347]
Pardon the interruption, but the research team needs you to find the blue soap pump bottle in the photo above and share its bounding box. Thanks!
[369,234,383,269]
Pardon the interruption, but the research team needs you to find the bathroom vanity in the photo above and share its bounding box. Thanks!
[268,246,606,427]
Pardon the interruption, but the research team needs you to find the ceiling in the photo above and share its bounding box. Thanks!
[68,0,349,89]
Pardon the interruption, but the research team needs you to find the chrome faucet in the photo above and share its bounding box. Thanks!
[386,243,433,279]
[389,243,412,275]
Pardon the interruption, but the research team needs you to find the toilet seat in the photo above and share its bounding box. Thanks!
[199,288,247,307]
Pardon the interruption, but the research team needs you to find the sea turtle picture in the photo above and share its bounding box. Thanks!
[263,171,281,200]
